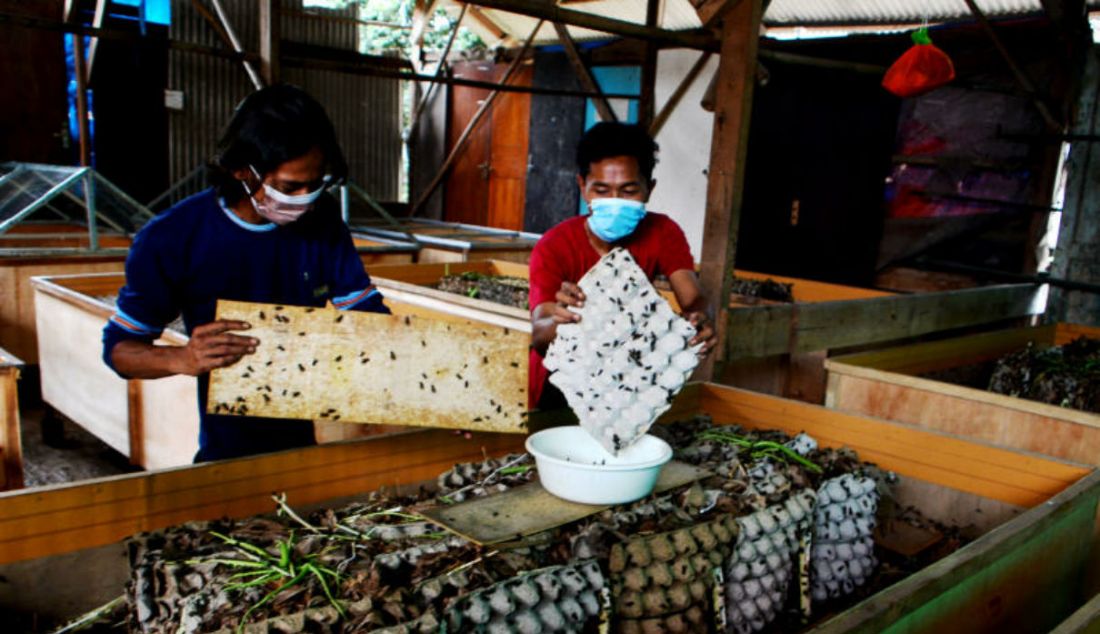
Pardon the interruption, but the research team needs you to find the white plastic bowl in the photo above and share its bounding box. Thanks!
[525,426,672,505]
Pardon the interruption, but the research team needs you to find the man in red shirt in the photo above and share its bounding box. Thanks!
[529,122,717,409]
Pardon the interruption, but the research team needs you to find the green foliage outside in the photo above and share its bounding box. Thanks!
[304,0,486,56]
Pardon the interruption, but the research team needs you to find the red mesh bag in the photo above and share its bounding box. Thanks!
[882,29,955,98]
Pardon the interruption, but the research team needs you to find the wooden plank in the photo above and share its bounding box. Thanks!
[696,0,763,381]
[1051,593,1100,634]
[826,372,1100,469]
[813,470,1100,634]
[0,356,23,491]
[553,22,616,123]
[0,429,526,564]
[35,288,131,456]
[0,256,126,363]
[727,284,1045,359]
[208,300,530,433]
[257,0,279,84]
[421,461,710,544]
[126,380,144,468]
[374,277,529,322]
[459,0,717,51]
[1055,322,1100,345]
[699,384,1090,507]
[823,325,1059,375]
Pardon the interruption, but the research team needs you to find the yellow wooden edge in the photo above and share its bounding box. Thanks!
[1,382,1090,564]
[373,277,529,322]
[824,324,1059,374]
[1054,322,1100,346]
[735,269,895,302]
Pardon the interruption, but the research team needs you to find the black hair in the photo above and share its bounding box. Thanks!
[208,84,347,204]
[575,122,659,182]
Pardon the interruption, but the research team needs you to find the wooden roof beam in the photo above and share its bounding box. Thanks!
[553,22,618,122]
[459,0,718,50]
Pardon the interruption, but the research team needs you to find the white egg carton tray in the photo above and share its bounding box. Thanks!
[543,248,701,455]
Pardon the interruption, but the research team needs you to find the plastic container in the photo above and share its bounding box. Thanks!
[525,426,673,504]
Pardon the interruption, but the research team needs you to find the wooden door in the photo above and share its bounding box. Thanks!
[0,2,70,164]
[444,61,531,230]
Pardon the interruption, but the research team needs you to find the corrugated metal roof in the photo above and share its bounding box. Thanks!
[444,0,1098,46]
[766,0,1044,26]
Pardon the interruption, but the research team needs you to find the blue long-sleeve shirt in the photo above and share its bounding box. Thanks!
[102,188,390,462]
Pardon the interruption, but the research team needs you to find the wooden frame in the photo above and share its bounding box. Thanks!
[0,226,412,366]
[369,260,898,402]
[1051,593,1100,634]
[0,383,1096,633]
[824,322,1100,467]
[0,223,132,364]
[0,347,22,491]
[30,272,531,468]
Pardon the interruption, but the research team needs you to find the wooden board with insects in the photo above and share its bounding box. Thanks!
[208,300,530,433]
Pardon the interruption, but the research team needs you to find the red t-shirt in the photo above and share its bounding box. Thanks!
[528,212,696,407]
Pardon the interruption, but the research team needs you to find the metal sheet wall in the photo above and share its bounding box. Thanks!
[167,0,400,204]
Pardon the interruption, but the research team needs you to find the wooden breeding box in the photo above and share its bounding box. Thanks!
[0,226,414,366]
[30,273,531,468]
[0,384,1096,634]
[824,323,1100,466]
[0,223,132,363]
[355,219,539,263]
[1052,593,1100,634]
[0,347,23,491]
[351,233,419,266]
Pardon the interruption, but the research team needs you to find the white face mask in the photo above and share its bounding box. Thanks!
[242,166,328,225]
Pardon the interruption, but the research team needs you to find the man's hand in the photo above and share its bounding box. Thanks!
[550,281,586,324]
[685,311,717,357]
[179,320,257,375]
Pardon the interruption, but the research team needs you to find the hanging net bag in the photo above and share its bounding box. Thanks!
[882,28,956,98]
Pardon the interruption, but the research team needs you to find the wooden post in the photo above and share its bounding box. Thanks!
[1049,45,1100,326]
[553,22,617,122]
[695,0,762,381]
[410,20,544,216]
[72,29,92,167]
[258,0,280,85]
[639,0,660,126]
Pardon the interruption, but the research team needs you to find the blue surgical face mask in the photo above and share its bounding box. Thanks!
[586,198,646,242]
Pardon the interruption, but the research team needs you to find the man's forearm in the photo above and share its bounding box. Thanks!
[110,340,190,379]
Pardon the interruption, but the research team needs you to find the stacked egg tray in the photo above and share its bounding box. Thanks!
[124,418,890,633]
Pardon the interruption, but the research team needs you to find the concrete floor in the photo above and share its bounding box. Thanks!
[19,403,139,488]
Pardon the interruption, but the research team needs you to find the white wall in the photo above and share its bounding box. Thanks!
[647,49,720,261]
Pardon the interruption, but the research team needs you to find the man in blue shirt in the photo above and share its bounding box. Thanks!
[102,85,389,462]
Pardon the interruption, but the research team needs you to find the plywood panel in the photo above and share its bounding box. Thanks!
[828,373,1100,468]
[0,258,126,363]
[35,290,130,456]
[209,300,529,433]
[139,375,201,469]
[0,429,527,564]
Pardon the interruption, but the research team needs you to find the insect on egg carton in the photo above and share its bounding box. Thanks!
[544,248,702,454]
